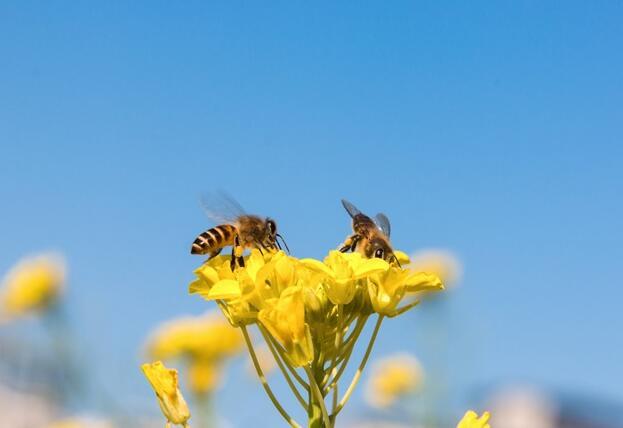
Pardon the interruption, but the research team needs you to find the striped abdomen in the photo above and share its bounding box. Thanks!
[191,224,237,256]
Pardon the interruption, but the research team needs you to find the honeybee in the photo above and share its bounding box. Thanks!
[191,194,289,269]
[339,199,399,265]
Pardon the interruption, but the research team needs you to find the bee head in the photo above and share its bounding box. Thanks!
[265,218,277,237]
[264,218,290,254]
[369,237,395,263]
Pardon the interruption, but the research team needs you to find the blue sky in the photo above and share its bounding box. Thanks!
[1,1,622,426]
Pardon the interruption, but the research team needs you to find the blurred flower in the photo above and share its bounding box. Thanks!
[457,410,491,428]
[48,416,114,428]
[365,353,423,408]
[145,311,243,396]
[141,361,191,427]
[408,249,462,288]
[0,384,59,427]
[0,253,66,320]
[487,386,556,428]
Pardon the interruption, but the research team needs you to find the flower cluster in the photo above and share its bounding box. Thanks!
[145,312,243,396]
[190,249,442,427]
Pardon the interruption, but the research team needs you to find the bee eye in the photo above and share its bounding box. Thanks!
[374,248,384,259]
[267,219,277,234]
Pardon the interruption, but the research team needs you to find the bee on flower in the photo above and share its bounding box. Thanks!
[0,253,66,321]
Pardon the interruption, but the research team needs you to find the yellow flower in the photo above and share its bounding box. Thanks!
[0,253,65,320]
[146,311,242,360]
[190,251,269,326]
[189,247,445,427]
[301,251,387,305]
[368,266,443,316]
[258,286,314,367]
[457,410,491,428]
[394,250,411,265]
[365,353,423,408]
[408,249,462,288]
[145,311,243,395]
[141,361,191,427]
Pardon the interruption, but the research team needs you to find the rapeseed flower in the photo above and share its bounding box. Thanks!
[365,353,423,408]
[457,410,491,428]
[408,249,462,288]
[190,249,442,427]
[0,253,66,321]
[141,361,191,427]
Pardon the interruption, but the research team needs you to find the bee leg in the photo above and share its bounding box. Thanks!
[230,236,244,270]
[230,247,236,270]
[339,235,359,253]
[234,235,245,268]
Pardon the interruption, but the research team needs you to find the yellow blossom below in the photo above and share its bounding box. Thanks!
[365,353,423,408]
[144,311,243,395]
[141,361,191,427]
[457,410,491,428]
[0,253,65,321]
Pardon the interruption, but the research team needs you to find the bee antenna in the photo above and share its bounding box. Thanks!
[393,254,402,268]
[275,239,282,250]
[276,234,290,253]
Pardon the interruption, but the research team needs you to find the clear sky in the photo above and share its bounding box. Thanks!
[1,1,622,426]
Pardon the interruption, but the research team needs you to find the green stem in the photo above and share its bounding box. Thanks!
[242,326,302,428]
[322,316,368,394]
[305,366,331,428]
[260,325,310,390]
[258,325,309,410]
[331,315,384,418]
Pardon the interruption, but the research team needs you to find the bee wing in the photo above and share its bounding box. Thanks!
[341,199,363,219]
[374,213,391,238]
[200,191,246,224]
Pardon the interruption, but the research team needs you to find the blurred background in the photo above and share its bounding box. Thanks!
[1,1,621,427]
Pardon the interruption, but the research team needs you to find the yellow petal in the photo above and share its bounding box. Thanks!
[207,279,241,300]
[299,258,334,278]
[353,258,390,277]
[457,410,490,428]
[394,250,411,265]
[405,271,444,292]
[141,361,190,425]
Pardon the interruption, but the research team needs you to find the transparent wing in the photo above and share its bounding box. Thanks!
[341,199,362,219]
[374,213,391,238]
[200,191,246,224]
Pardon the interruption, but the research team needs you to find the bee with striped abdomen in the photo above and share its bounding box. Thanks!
[191,194,289,269]
[339,199,399,265]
